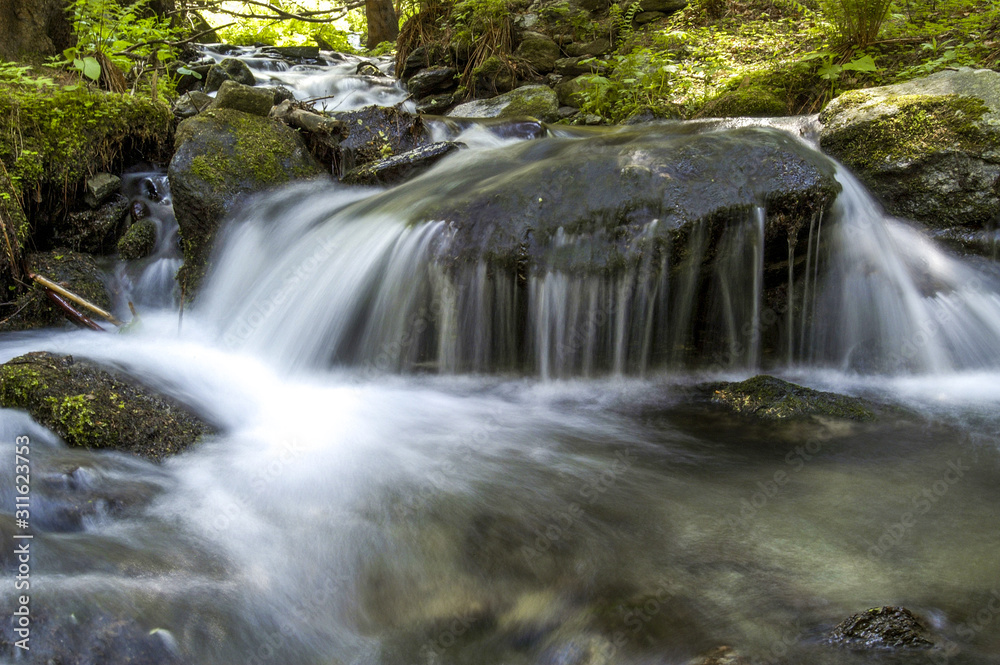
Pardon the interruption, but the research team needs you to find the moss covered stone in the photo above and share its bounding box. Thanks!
[709,375,875,421]
[168,107,327,295]
[0,352,213,460]
[117,219,157,260]
[448,85,560,122]
[819,68,1000,232]
[699,86,788,118]
[0,250,113,332]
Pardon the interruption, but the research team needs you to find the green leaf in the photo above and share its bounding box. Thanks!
[81,56,101,81]
[842,54,877,72]
[817,63,842,80]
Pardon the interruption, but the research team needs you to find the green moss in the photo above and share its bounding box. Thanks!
[821,93,995,171]
[48,394,106,447]
[117,219,157,260]
[710,375,876,421]
[0,364,47,403]
[698,85,788,118]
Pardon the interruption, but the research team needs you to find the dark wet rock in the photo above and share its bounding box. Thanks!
[564,38,612,58]
[819,68,1000,232]
[709,375,876,421]
[402,45,435,79]
[399,127,839,274]
[341,141,464,186]
[209,79,275,116]
[263,45,320,61]
[623,106,680,124]
[56,194,130,254]
[169,108,326,294]
[131,199,151,221]
[0,606,184,665]
[30,465,162,532]
[0,251,112,332]
[416,92,457,115]
[84,172,121,208]
[471,55,517,95]
[173,90,213,118]
[515,34,562,73]
[0,352,213,460]
[357,60,383,77]
[259,84,296,106]
[829,606,935,649]
[118,219,158,260]
[407,66,458,97]
[447,85,560,122]
[332,105,430,173]
[205,57,256,93]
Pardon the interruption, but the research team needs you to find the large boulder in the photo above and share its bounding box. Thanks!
[0,352,213,460]
[168,108,327,294]
[819,68,1000,230]
[386,126,839,273]
[447,85,560,122]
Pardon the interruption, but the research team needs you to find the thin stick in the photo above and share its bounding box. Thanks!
[29,273,123,325]
[45,292,105,331]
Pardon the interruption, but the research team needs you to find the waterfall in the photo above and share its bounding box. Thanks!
[195,126,1000,377]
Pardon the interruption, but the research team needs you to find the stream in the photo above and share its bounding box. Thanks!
[2,47,1000,665]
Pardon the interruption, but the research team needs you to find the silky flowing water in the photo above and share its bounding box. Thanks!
[3,53,1000,665]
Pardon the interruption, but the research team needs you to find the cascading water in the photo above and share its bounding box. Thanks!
[4,54,1000,665]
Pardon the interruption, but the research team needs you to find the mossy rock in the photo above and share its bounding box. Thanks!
[117,219,158,260]
[471,56,517,96]
[0,82,172,268]
[168,108,327,295]
[699,86,788,118]
[0,250,112,332]
[208,80,276,117]
[332,105,429,174]
[709,375,875,421]
[829,606,934,649]
[0,351,213,461]
[448,85,560,122]
[819,68,1000,232]
[53,195,130,255]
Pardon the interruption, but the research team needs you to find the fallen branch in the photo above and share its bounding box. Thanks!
[45,292,105,332]
[29,273,123,326]
[271,100,346,135]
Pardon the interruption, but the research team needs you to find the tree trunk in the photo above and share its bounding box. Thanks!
[365,0,399,49]
[0,0,74,61]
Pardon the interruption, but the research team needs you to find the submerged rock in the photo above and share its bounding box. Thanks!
[168,107,326,294]
[829,606,934,649]
[819,68,1000,231]
[0,352,212,460]
[709,375,876,421]
[0,251,112,332]
[447,85,560,122]
[341,141,464,186]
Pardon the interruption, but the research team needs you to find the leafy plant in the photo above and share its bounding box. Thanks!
[802,49,878,100]
[819,0,893,48]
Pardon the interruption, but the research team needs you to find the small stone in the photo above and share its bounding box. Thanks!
[416,93,457,115]
[356,61,383,77]
[205,57,256,93]
[118,219,158,260]
[407,67,458,98]
[173,91,213,119]
[564,38,612,58]
[209,80,275,116]
[84,173,121,208]
[709,375,876,421]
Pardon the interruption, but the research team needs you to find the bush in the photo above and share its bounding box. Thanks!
[820,0,893,48]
